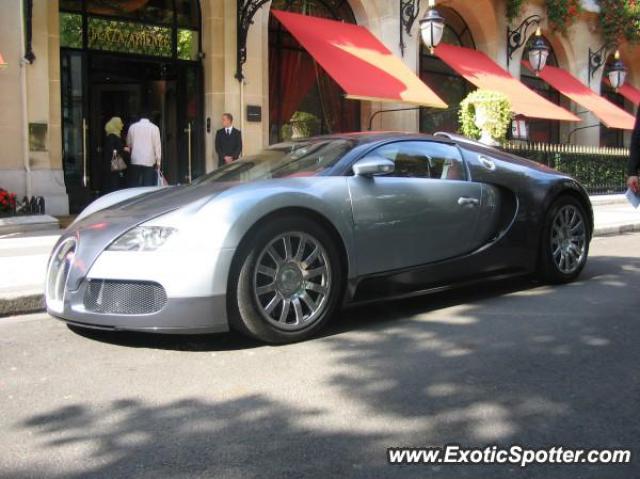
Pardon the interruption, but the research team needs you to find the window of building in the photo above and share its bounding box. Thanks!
[419,7,475,135]
[520,34,561,143]
[59,0,201,60]
[269,0,361,144]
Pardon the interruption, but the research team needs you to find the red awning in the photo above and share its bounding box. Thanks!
[434,44,579,122]
[271,10,447,108]
[526,62,635,130]
[612,81,640,107]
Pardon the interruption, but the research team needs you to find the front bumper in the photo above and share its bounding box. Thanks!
[49,278,229,334]
[46,229,237,335]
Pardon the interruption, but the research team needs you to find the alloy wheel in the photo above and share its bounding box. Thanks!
[550,205,587,274]
[253,232,332,331]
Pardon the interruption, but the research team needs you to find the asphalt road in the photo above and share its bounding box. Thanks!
[1,233,639,478]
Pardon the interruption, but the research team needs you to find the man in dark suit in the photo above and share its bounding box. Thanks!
[628,108,640,193]
[215,113,242,167]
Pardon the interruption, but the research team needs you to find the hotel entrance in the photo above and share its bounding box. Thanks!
[59,0,203,213]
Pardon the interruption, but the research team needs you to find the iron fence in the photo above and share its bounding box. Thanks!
[502,142,629,195]
[0,196,46,218]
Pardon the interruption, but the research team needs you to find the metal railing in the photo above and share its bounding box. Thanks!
[0,196,46,218]
[502,142,630,195]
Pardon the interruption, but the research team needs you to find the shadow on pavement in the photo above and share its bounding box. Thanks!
[9,254,640,478]
[66,324,262,352]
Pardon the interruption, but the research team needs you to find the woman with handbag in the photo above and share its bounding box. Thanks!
[103,116,128,194]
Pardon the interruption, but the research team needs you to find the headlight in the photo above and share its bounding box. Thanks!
[108,226,177,252]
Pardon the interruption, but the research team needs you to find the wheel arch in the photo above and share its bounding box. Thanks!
[227,206,351,294]
[542,182,594,237]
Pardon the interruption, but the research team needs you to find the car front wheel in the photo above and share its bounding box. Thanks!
[229,215,343,344]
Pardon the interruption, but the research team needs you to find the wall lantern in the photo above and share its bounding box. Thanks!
[527,28,550,75]
[0,53,6,69]
[507,14,542,67]
[419,0,445,54]
[607,50,627,90]
[400,0,445,56]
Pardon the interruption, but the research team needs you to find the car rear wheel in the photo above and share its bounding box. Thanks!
[538,196,590,284]
[229,216,343,344]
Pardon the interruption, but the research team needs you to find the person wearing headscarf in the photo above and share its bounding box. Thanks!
[103,116,128,193]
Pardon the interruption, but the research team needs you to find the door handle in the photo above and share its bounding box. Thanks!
[184,122,192,184]
[458,197,480,207]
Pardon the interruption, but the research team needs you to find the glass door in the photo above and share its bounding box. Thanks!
[176,63,204,184]
[61,50,91,214]
[90,82,142,193]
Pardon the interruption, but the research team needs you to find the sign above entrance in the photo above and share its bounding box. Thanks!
[88,18,172,57]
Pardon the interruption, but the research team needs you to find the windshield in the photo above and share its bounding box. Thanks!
[194,139,353,184]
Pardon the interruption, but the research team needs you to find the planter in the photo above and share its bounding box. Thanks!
[474,104,501,146]
[459,90,512,145]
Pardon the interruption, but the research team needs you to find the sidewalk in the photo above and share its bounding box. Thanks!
[0,230,60,316]
[1,196,639,317]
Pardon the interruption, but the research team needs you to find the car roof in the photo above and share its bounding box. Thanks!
[293,131,508,152]
[295,131,450,146]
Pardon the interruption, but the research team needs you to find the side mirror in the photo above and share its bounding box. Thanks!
[352,156,395,177]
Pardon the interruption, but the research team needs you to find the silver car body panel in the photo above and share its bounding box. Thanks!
[348,176,486,275]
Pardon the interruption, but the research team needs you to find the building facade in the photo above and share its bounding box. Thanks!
[0,0,638,215]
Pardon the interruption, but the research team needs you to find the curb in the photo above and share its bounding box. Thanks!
[593,222,640,237]
[0,215,60,235]
[0,294,45,318]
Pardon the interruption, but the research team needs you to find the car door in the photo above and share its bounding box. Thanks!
[348,140,483,275]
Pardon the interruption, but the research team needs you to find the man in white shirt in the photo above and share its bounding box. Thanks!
[126,113,161,187]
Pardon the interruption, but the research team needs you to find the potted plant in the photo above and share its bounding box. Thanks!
[0,188,17,217]
[459,90,513,146]
[281,111,321,140]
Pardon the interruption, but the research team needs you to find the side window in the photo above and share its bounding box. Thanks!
[374,141,466,180]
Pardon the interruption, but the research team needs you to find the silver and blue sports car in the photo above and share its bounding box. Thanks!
[46,132,592,343]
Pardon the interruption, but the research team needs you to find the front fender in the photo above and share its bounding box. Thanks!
[161,178,357,290]
[541,179,594,235]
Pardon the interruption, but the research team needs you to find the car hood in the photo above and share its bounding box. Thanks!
[79,182,236,225]
[58,181,236,291]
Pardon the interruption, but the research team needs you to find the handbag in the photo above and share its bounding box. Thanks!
[110,149,127,172]
[157,169,168,187]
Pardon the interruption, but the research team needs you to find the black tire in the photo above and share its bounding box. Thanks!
[537,195,590,284]
[227,215,344,344]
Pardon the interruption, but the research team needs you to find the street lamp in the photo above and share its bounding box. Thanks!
[607,50,627,90]
[399,0,445,56]
[527,28,550,75]
[419,0,445,54]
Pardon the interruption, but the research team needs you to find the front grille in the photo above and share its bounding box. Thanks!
[84,280,167,315]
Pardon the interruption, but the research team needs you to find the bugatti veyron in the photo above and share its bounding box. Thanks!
[46,132,592,343]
